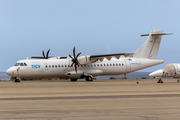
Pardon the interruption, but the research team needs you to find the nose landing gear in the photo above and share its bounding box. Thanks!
[157,78,163,83]
[14,77,20,82]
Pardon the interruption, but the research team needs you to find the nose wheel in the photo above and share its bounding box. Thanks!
[157,78,163,83]
[14,77,20,82]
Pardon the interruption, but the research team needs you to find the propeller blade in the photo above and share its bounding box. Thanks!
[73,46,76,58]
[77,52,82,57]
[69,54,73,59]
[46,49,50,59]
[71,62,74,67]
[75,64,77,73]
[42,50,45,58]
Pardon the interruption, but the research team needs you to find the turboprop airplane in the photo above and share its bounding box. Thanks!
[149,63,180,83]
[6,30,172,82]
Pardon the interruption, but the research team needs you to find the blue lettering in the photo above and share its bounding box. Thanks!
[31,64,41,68]
[131,63,141,65]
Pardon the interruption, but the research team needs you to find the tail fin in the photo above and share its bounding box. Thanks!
[133,30,172,59]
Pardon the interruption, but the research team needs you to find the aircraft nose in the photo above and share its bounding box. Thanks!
[6,68,13,76]
[149,69,163,77]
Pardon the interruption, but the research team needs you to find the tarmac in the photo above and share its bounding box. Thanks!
[0,79,180,120]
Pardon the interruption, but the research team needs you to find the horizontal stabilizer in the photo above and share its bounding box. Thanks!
[141,33,173,36]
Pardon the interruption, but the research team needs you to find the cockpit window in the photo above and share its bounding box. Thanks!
[14,63,20,66]
[14,62,27,66]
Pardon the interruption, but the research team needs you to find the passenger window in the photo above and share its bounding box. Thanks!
[110,64,112,66]
[113,64,115,66]
[104,64,106,66]
[94,64,96,67]
[100,64,102,66]
[122,64,124,66]
[68,65,70,67]
[91,64,92,67]
[84,65,86,67]
[116,63,118,66]
[65,65,67,67]
[52,65,54,68]
[119,63,121,66]
[107,64,109,66]
[55,65,57,68]
[97,64,99,66]
[58,65,60,67]
[45,65,48,68]
[49,65,51,68]
[88,65,89,67]
[62,65,63,67]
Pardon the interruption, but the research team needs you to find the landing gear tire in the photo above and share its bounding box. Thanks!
[71,79,77,82]
[86,76,93,81]
[157,79,163,83]
[15,78,20,82]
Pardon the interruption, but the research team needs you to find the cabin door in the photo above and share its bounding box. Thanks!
[44,63,49,70]
[125,59,131,71]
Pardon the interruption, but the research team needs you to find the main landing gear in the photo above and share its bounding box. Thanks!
[157,78,163,83]
[71,79,77,82]
[70,76,93,82]
[86,76,93,81]
[14,77,20,82]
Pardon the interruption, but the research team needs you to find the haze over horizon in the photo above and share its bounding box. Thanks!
[1,0,179,72]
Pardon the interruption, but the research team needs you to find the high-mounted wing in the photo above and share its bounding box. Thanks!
[90,53,134,62]
[31,49,54,59]
[31,57,48,59]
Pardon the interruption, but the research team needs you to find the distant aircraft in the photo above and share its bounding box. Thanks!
[6,30,172,82]
[149,63,180,83]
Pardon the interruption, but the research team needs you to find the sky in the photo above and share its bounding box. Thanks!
[0,0,180,72]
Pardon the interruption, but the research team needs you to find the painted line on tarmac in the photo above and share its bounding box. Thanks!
[0,94,180,100]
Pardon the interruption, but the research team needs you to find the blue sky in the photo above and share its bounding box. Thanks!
[0,0,179,72]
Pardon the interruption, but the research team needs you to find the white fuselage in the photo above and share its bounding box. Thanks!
[6,57,164,79]
[149,63,180,78]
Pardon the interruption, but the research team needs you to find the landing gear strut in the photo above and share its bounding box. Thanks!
[86,76,93,81]
[14,77,20,82]
[157,78,163,83]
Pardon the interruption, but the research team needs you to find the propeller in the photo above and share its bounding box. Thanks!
[69,46,82,73]
[42,49,50,59]
[31,49,53,59]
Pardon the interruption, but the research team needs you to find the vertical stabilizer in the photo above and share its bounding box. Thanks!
[134,30,172,59]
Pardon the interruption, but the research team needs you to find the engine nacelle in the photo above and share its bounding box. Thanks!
[77,55,97,65]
